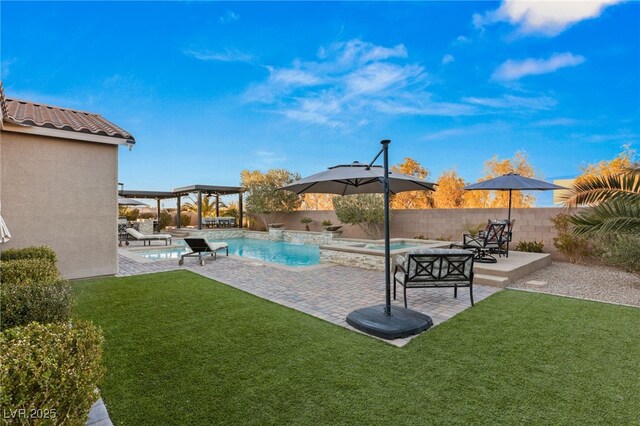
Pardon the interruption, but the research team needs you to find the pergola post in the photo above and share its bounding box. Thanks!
[215,195,220,217]
[238,192,243,228]
[156,199,161,219]
[197,190,203,230]
[176,195,181,228]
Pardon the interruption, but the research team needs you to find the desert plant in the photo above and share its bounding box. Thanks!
[333,194,385,239]
[0,321,105,425]
[139,212,155,219]
[514,240,545,253]
[552,213,591,263]
[159,211,172,229]
[182,195,224,217]
[1,246,57,264]
[414,234,427,240]
[321,220,333,227]
[462,220,486,236]
[300,217,312,231]
[565,167,640,236]
[597,234,640,278]
[180,213,192,227]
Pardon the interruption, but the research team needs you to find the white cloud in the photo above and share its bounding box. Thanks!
[244,38,476,127]
[464,94,557,111]
[1,58,16,79]
[219,10,239,24]
[492,53,585,81]
[474,0,623,36]
[533,117,579,127]
[255,150,286,165]
[451,35,470,45]
[184,48,254,63]
[441,54,455,65]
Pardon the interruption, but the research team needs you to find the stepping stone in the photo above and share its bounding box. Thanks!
[526,280,548,288]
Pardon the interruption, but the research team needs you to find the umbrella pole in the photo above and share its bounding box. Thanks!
[507,189,512,257]
[382,140,391,316]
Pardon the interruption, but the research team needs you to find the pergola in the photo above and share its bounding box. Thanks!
[119,184,244,230]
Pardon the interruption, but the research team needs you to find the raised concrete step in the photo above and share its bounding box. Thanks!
[474,274,510,288]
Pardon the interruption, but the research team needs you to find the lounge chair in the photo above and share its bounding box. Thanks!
[449,221,507,263]
[179,237,229,266]
[125,227,172,246]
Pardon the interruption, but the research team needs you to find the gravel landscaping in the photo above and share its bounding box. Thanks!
[509,262,640,307]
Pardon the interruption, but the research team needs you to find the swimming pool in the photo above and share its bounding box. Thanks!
[136,238,320,267]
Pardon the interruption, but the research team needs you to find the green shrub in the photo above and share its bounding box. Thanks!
[515,240,545,253]
[0,258,60,286]
[0,246,57,264]
[180,214,192,227]
[118,206,140,222]
[552,213,591,263]
[599,234,640,278]
[321,220,333,227]
[0,321,105,425]
[139,212,155,219]
[1,279,73,331]
[333,194,385,239]
[414,234,427,240]
[159,211,172,229]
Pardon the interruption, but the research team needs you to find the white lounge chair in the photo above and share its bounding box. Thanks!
[125,228,172,246]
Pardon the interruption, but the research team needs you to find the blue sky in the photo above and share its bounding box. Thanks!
[2,1,639,206]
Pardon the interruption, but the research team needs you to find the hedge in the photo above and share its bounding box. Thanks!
[1,322,105,425]
[0,279,73,332]
[0,258,60,286]
[0,246,57,264]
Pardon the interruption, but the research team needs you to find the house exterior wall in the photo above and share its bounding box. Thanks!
[275,207,565,257]
[0,131,118,279]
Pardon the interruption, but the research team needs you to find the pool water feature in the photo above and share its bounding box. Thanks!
[137,238,320,267]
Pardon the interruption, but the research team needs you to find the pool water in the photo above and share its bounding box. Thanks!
[137,238,320,267]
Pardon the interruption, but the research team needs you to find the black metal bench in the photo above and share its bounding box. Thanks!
[394,248,475,308]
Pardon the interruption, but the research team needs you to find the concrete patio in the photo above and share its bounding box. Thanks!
[118,253,501,346]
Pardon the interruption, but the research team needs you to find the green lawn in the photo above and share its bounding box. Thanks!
[73,271,640,425]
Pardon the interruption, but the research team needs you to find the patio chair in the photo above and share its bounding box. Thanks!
[394,248,475,308]
[179,237,229,266]
[449,221,507,263]
[125,228,172,246]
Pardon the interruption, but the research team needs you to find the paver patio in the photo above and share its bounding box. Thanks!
[118,253,500,346]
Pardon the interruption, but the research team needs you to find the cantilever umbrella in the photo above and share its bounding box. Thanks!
[280,140,436,340]
[0,202,11,244]
[464,173,566,223]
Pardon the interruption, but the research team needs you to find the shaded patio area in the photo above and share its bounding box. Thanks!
[117,253,500,346]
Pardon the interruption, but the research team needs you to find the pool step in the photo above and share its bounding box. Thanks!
[473,274,510,288]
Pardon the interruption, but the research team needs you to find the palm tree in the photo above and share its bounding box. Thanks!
[565,167,640,235]
[182,195,226,217]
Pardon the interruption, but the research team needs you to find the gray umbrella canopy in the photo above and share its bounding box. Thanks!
[464,173,565,191]
[464,173,566,223]
[280,162,436,195]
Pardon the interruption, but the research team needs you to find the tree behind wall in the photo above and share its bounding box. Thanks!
[390,157,434,209]
[241,169,302,229]
[333,194,385,239]
[433,169,466,208]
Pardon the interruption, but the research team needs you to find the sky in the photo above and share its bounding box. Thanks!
[2,1,639,207]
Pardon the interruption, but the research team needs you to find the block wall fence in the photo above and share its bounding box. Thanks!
[275,208,568,258]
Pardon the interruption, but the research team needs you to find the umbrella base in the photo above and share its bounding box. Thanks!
[346,305,433,340]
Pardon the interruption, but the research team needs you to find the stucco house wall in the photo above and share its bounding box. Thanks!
[0,131,119,279]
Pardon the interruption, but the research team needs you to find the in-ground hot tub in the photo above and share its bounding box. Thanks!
[320,238,450,270]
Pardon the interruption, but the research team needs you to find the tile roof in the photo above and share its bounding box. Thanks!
[2,95,134,141]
